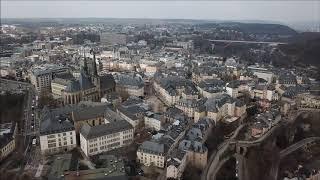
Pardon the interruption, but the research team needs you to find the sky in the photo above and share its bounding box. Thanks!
[1,1,320,24]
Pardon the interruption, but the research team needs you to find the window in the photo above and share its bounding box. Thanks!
[47,135,55,139]
[48,139,56,144]
[70,132,73,135]
[48,143,56,148]
[63,133,66,136]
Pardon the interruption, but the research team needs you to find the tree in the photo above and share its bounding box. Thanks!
[38,94,57,108]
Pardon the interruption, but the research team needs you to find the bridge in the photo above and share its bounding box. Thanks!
[280,137,320,159]
[201,124,246,180]
[207,39,287,45]
[202,108,319,180]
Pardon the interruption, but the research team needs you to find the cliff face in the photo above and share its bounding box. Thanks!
[243,141,280,180]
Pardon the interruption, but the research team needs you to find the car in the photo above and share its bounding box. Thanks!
[31,113,34,117]
[32,138,36,145]
[137,169,144,176]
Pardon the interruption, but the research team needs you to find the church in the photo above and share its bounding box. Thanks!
[61,50,115,105]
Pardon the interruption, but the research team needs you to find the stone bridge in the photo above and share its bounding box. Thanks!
[279,137,320,159]
[202,109,319,180]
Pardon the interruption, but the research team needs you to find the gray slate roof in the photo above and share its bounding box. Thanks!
[40,113,74,135]
[72,104,106,122]
[138,141,165,154]
[80,120,133,139]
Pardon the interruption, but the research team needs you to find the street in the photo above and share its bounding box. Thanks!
[1,78,42,177]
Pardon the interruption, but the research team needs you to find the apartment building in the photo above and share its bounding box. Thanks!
[251,85,279,101]
[31,69,52,94]
[205,94,246,122]
[137,141,166,168]
[117,98,148,130]
[175,98,206,119]
[166,150,188,179]
[39,113,76,155]
[80,120,134,157]
[0,134,15,161]
[30,65,69,94]
[144,112,162,131]
[113,73,145,97]
[51,78,70,98]
[137,117,189,169]
[197,79,225,99]
[153,76,198,106]
[0,123,17,161]
[166,118,212,179]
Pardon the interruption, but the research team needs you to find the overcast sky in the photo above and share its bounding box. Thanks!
[1,1,320,24]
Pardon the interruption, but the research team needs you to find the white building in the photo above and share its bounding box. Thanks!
[80,120,134,157]
[39,114,76,155]
[144,112,162,131]
[0,123,17,161]
[226,81,240,98]
[137,141,166,168]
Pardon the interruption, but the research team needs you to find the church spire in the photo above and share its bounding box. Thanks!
[81,48,88,75]
[92,51,98,76]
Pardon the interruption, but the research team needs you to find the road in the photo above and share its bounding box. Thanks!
[207,39,287,45]
[279,137,320,159]
[1,78,41,176]
[1,78,39,136]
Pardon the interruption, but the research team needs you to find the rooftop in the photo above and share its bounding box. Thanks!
[80,120,133,139]
[40,112,74,135]
[138,141,165,154]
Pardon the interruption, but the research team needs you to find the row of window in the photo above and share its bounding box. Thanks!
[123,134,133,139]
[1,141,14,153]
[47,132,73,139]
[48,139,74,148]
[89,142,121,153]
[140,159,164,167]
[89,132,121,143]
[142,153,163,159]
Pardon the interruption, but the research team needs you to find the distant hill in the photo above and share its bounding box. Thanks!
[198,22,297,36]
[279,32,320,67]
[234,23,297,36]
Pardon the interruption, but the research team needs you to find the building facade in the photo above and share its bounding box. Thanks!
[80,120,134,157]
[137,141,166,168]
[39,112,76,155]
